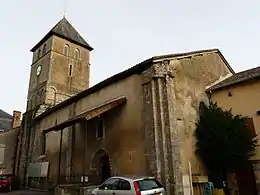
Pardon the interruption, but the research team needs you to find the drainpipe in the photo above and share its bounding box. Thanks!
[57,129,63,184]
[81,120,87,186]
[12,130,19,176]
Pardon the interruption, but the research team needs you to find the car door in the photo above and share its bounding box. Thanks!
[117,179,133,195]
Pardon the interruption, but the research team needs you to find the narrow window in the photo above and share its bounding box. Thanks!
[75,48,80,59]
[96,119,104,139]
[64,44,69,56]
[68,64,73,77]
[41,133,46,155]
[37,49,41,59]
[246,118,257,137]
[43,44,47,54]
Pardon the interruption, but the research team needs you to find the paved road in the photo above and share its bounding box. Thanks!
[0,189,53,195]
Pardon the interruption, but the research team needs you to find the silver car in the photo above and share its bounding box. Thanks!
[92,176,165,195]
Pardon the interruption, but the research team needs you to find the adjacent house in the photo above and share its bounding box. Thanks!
[0,111,21,175]
[208,66,260,194]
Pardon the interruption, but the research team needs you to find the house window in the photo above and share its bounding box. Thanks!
[37,49,41,59]
[68,64,73,77]
[64,44,69,56]
[96,119,104,139]
[246,118,257,137]
[41,133,46,155]
[75,48,80,59]
[43,44,47,54]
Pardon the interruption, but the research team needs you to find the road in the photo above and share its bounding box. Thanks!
[0,189,53,195]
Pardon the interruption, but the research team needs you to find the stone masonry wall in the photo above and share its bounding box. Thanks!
[142,51,233,195]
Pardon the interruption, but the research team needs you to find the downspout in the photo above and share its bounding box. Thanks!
[23,123,32,186]
[82,121,87,186]
[16,115,25,178]
[12,129,19,175]
[57,129,63,184]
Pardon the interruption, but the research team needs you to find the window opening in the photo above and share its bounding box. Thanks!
[68,64,73,77]
[64,44,69,56]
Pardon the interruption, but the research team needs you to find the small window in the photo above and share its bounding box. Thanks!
[246,118,257,137]
[68,64,73,77]
[41,133,46,155]
[119,179,131,190]
[37,49,41,59]
[96,119,104,139]
[75,48,80,59]
[43,44,47,54]
[64,44,69,56]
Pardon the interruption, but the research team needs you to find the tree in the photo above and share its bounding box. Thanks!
[195,101,258,188]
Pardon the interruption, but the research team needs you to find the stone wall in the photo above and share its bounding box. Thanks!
[31,74,146,187]
[0,127,20,174]
[142,51,232,195]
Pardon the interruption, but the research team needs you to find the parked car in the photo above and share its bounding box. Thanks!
[92,176,165,195]
[0,174,20,192]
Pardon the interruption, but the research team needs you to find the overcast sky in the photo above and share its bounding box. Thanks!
[0,0,259,114]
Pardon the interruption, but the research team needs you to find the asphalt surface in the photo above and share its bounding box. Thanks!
[0,189,53,195]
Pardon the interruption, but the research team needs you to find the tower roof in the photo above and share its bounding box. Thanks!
[30,17,93,52]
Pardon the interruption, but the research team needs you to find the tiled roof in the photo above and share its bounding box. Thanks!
[0,109,12,119]
[208,66,260,92]
[0,109,12,131]
[31,17,93,52]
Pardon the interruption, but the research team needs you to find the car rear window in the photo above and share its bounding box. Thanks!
[137,179,162,191]
[0,176,7,180]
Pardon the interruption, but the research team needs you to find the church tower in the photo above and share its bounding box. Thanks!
[26,17,93,111]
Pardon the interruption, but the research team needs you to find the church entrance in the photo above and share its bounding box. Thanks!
[92,149,111,184]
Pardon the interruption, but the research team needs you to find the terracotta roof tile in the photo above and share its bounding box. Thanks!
[208,66,260,92]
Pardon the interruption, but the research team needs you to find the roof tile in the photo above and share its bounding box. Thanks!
[208,66,260,91]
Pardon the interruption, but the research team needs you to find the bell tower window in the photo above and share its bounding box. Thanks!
[75,48,80,59]
[37,49,41,59]
[64,44,69,56]
[68,64,73,77]
[43,44,47,54]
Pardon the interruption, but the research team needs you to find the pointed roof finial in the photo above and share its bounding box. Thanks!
[63,0,68,18]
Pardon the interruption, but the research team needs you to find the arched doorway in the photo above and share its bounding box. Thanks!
[92,149,111,184]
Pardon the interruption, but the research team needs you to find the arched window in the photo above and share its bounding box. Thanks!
[75,48,80,59]
[64,44,69,56]
[43,44,47,54]
[37,49,41,59]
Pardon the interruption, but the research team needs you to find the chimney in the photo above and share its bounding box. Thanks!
[11,111,21,129]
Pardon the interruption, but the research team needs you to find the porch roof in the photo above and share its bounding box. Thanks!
[43,96,127,133]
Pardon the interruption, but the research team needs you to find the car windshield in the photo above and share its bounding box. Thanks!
[0,176,7,180]
[137,179,162,191]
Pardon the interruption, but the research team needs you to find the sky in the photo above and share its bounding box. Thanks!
[0,0,259,114]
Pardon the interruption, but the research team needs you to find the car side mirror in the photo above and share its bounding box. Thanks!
[99,185,108,190]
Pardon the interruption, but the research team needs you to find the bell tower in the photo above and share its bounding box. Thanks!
[26,17,93,111]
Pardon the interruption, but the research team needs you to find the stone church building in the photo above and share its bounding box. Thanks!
[16,17,235,194]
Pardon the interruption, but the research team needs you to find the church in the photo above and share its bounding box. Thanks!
[15,17,235,195]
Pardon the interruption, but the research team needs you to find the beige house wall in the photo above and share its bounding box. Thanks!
[0,128,19,175]
[211,80,260,184]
